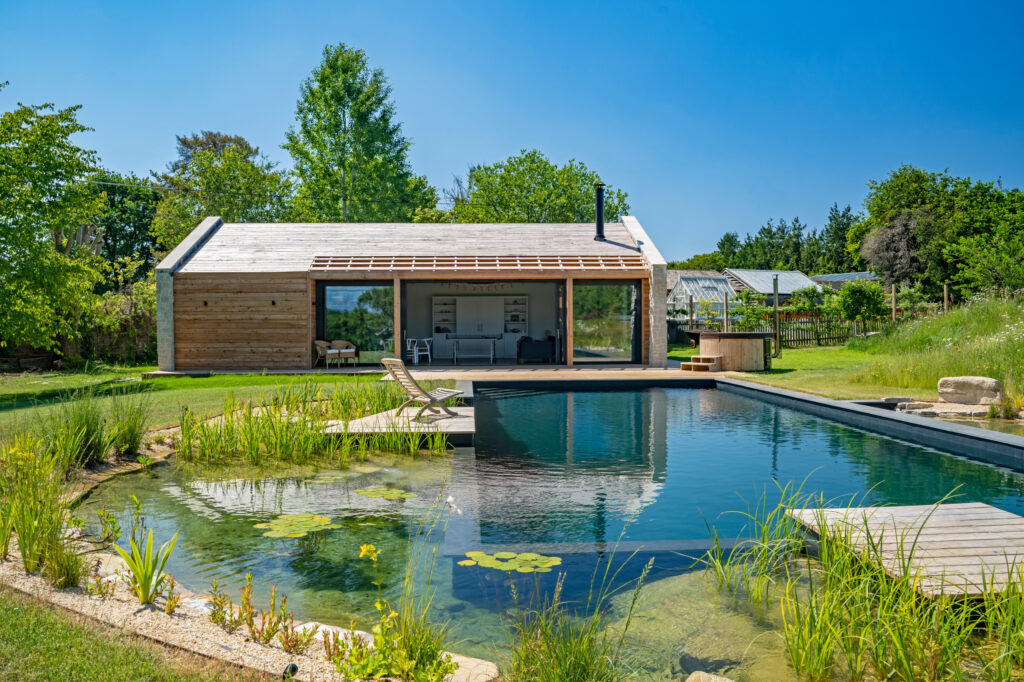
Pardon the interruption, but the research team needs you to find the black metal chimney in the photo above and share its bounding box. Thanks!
[594,182,605,241]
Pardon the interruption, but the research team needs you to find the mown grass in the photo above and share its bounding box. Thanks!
[0,588,260,682]
[0,370,442,434]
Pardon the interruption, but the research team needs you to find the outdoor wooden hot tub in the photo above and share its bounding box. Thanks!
[699,331,773,371]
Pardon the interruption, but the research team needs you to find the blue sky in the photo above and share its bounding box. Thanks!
[3,1,1022,259]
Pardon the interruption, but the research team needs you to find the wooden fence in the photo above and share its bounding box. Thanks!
[669,317,892,348]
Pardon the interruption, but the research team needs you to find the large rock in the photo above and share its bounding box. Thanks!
[937,376,1004,405]
[686,673,735,682]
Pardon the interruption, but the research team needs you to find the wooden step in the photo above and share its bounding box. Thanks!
[679,355,722,372]
[679,362,712,372]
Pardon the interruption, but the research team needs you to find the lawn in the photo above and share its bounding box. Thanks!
[669,343,940,401]
[0,588,259,682]
[0,367,393,434]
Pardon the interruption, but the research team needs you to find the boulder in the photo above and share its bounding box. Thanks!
[937,376,1004,405]
[686,673,735,682]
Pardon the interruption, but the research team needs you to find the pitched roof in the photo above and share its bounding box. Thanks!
[811,271,879,283]
[723,268,821,295]
[166,221,643,274]
[667,271,733,306]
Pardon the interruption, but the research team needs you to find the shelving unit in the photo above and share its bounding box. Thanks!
[503,296,529,335]
[432,297,457,334]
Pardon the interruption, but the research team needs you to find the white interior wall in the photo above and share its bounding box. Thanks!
[404,281,559,340]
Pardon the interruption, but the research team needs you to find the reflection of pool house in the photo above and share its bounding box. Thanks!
[155,215,667,371]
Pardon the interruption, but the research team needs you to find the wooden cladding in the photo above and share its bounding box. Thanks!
[173,274,309,370]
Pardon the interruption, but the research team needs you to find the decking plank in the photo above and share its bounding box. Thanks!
[788,503,1024,597]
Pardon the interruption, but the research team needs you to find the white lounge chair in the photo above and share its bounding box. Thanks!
[381,358,462,420]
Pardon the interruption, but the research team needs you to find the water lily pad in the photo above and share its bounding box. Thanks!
[254,513,342,538]
[455,550,563,573]
[354,487,419,501]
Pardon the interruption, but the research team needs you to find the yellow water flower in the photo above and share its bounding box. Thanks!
[359,543,379,561]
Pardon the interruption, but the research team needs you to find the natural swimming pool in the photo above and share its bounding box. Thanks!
[81,387,1024,680]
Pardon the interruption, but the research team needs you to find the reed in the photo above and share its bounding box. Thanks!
[704,491,1024,681]
[171,378,451,467]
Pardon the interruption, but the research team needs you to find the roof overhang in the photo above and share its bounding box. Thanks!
[308,254,650,280]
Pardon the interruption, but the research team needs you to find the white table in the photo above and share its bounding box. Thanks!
[453,338,495,364]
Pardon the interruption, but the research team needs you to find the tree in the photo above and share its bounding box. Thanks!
[716,232,740,265]
[0,86,105,350]
[156,130,259,184]
[150,145,293,251]
[945,189,1024,295]
[837,280,886,326]
[820,204,860,273]
[89,169,162,282]
[667,252,726,271]
[860,210,925,285]
[449,149,628,223]
[284,43,436,222]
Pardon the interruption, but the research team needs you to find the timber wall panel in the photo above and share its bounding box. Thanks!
[173,274,310,370]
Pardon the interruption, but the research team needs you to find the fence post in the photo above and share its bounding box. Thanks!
[723,294,730,332]
[688,295,693,330]
[891,283,897,323]
[943,283,949,312]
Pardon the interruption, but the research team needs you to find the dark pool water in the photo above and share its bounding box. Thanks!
[81,388,1024,680]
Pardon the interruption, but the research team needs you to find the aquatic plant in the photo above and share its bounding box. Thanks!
[53,388,110,466]
[354,487,419,501]
[458,551,562,573]
[239,573,290,645]
[702,489,1024,681]
[253,513,341,538]
[501,545,653,682]
[278,615,318,654]
[113,528,178,605]
[333,542,457,682]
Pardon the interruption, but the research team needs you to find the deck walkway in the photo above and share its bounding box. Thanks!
[789,502,1024,597]
[326,406,475,446]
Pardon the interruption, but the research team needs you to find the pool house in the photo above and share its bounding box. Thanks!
[155,215,667,372]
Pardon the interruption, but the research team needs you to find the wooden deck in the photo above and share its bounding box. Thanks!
[326,406,475,445]
[789,502,1024,597]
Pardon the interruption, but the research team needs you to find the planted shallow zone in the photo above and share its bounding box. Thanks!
[173,380,453,466]
[82,388,1024,680]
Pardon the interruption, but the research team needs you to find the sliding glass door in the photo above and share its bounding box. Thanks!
[316,282,394,364]
[572,281,640,363]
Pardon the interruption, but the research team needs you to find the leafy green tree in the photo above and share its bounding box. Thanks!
[836,280,887,325]
[945,189,1024,295]
[731,289,768,331]
[88,169,162,282]
[284,43,436,222]
[150,145,293,251]
[667,252,726,271]
[0,87,105,350]
[156,130,259,184]
[449,149,629,223]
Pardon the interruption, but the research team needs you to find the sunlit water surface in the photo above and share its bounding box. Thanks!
[82,388,1024,680]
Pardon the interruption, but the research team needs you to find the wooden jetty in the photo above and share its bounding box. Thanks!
[788,502,1024,597]
[326,406,475,446]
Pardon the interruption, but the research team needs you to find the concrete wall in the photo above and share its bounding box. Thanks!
[622,216,668,367]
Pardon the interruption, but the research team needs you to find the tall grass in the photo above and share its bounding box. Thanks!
[173,379,452,467]
[52,388,109,466]
[109,388,152,457]
[502,544,653,681]
[848,296,1024,396]
[0,434,85,586]
[703,491,1024,681]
